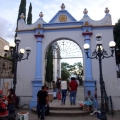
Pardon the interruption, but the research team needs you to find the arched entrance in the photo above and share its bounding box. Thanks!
[44,39,83,87]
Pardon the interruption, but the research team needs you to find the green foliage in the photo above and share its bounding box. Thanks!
[27,2,32,24]
[45,45,53,83]
[113,19,120,64]
[113,19,120,47]
[61,62,83,79]
[61,68,70,80]
[17,0,26,22]
[15,0,26,39]
[68,62,83,76]
[61,62,70,79]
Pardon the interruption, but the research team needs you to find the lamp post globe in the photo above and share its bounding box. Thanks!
[83,43,90,50]
[19,48,25,54]
[109,41,116,48]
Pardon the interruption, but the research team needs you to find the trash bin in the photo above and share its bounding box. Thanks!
[18,111,29,120]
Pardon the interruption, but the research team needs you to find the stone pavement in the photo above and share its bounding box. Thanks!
[16,109,120,120]
[16,86,120,120]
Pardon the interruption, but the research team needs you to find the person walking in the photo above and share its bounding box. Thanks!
[37,86,49,120]
[69,77,78,105]
[7,88,16,115]
[52,81,57,99]
[56,78,61,93]
[60,79,67,105]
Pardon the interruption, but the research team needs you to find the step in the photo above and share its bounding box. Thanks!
[50,106,81,110]
[31,107,90,116]
[50,110,90,116]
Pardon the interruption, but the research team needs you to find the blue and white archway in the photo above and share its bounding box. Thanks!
[16,4,116,109]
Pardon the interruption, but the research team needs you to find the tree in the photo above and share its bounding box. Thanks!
[61,62,70,80]
[17,0,26,23]
[113,19,120,64]
[45,45,53,84]
[67,62,83,77]
[27,2,32,24]
[15,0,26,38]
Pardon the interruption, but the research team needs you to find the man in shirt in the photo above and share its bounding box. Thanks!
[69,77,78,105]
[37,86,48,120]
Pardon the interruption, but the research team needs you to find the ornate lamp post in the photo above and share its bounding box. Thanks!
[83,34,116,120]
[4,36,31,98]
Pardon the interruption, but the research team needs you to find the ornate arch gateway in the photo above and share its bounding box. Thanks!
[17,4,117,109]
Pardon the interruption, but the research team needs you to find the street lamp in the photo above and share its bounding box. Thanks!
[4,36,31,102]
[83,34,116,120]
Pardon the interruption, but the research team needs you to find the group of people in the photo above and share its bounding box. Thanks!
[0,88,16,120]
[52,77,78,105]
[36,78,99,120]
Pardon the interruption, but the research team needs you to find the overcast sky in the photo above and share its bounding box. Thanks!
[0,0,120,43]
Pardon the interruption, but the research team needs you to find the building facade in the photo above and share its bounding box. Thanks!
[0,37,9,57]
[16,4,119,110]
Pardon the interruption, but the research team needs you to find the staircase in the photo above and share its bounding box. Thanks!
[32,105,89,116]
[32,86,90,116]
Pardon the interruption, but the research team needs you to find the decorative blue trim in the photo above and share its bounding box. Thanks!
[30,80,42,109]
[16,26,113,34]
[82,26,92,32]
[92,26,113,30]
[44,28,82,32]
[49,10,77,23]
[43,21,83,27]
[35,29,44,34]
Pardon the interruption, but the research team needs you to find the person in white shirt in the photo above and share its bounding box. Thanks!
[60,79,67,105]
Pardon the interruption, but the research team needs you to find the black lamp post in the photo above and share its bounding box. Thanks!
[83,34,116,120]
[4,37,31,111]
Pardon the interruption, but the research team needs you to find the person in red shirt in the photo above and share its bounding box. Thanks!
[7,88,16,115]
[69,77,78,105]
[0,91,8,120]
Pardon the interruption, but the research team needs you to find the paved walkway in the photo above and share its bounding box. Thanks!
[49,85,84,107]
[16,86,120,120]
[16,109,120,120]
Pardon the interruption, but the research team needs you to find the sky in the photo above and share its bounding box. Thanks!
[0,0,120,43]
[0,0,120,65]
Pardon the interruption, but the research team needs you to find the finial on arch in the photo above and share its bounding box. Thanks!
[61,3,65,10]
[39,12,44,18]
[20,13,25,19]
[83,8,88,14]
[105,7,109,14]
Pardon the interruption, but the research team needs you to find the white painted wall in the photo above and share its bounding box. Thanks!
[16,9,120,110]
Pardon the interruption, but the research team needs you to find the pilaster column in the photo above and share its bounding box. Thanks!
[30,33,44,109]
[82,32,96,97]
[82,32,93,80]
[34,34,44,80]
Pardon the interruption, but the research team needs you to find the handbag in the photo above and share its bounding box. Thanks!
[57,93,61,100]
